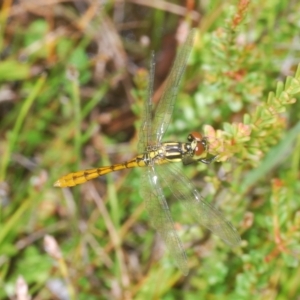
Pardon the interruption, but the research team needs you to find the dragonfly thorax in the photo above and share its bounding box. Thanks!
[138,132,213,167]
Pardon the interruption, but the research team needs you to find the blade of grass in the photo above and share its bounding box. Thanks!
[0,74,46,181]
[67,68,82,173]
[65,67,82,203]
[239,121,300,193]
[82,82,109,119]
[101,152,120,230]
[0,196,32,245]
[0,0,13,51]
[100,152,127,286]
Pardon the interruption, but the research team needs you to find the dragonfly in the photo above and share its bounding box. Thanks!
[54,29,240,275]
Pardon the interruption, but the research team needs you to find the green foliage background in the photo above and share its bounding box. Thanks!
[1,0,300,299]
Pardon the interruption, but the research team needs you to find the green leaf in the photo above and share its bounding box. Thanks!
[0,60,30,81]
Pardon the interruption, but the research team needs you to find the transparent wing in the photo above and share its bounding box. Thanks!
[137,52,155,153]
[151,29,195,144]
[140,166,189,275]
[155,163,241,247]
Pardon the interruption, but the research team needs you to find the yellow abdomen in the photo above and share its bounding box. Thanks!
[54,156,144,188]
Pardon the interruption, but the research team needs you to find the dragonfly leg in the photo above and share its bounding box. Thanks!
[199,155,217,164]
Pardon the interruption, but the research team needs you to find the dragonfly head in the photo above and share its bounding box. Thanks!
[187,132,208,158]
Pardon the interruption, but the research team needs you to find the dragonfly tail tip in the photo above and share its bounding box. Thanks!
[53,180,61,187]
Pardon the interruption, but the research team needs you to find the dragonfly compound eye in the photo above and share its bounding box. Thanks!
[194,141,205,156]
[187,131,203,142]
